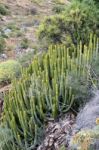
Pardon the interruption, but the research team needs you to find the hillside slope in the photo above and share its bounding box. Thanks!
[0,0,54,59]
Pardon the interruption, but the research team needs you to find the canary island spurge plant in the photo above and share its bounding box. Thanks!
[1,35,99,149]
[0,125,14,150]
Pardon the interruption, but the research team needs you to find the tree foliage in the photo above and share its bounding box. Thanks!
[38,0,99,49]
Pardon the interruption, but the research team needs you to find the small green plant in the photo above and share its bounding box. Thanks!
[0,4,9,15]
[15,30,23,37]
[59,145,66,150]
[52,3,66,13]
[0,37,6,53]
[0,60,21,84]
[7,24,19,31]
[31,0,44,5]
[20,38,29,49]
[70,125,99,150]
[77,0,99,7]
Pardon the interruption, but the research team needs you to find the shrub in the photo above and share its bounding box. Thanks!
[0,4,9,15]
[38,0,99,49]
[20,38,29,49]
[53,0,66,4]
[0,60,21,84]
[0,37,6,53]
[77,0,99,7]
[6,23,19,31]
[59,145,66,150]
[70,125,99,150]
[52,4,66,13]
[94,0,99,5]
[2,36,99,149]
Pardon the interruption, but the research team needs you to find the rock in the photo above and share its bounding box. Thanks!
[0,54,7,60]
[1,16,7,22]
[69,91,99,150]
[3,28,12,35]
[20,25,27,32]
[30,7,37,15]
[33,19,40,27]
[25,48,35,53]
[75,91,99,131]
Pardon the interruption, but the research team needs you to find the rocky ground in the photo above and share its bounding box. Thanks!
[38,113,76,150]
[0,0,56,94]
[0,0,54,61]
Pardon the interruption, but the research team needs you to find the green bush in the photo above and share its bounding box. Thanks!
[0,60,21,84]
[7,23,20,31]
[0,4,9,15]
[20,38,29,49]
[2,36,99,149]
[70,125,99,150]
[77,0,99,7]
[38,0,99,49]
[0,37,6,53]
[94,0,99,5]
[52,3,66,13]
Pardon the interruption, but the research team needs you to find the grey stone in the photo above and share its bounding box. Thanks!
[0,53,7,60]
[3,28,12,35]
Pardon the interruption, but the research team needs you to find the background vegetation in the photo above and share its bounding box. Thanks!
[38,0,99,49]
[0,60,21,85]
[0,37,6,53]
[0,3,10,16]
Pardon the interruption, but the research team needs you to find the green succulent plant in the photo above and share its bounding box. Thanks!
[2,35,99,149]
